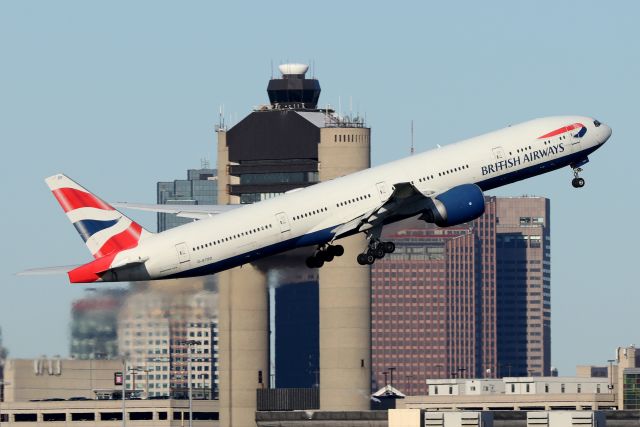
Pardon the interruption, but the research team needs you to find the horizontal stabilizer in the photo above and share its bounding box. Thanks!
[17,265,79,276]
[111,202,240,219]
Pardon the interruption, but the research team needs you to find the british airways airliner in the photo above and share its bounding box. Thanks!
[35,116,611,283]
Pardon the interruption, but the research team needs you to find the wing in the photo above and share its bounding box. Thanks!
[110,202,241,219]
[332,182,435,239]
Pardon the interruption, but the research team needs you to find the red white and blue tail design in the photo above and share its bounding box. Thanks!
[45,174,153,259]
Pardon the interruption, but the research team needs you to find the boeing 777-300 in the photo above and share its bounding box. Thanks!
[29,116,611,283]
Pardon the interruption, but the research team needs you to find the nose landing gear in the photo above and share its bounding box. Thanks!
[571,167,585,188]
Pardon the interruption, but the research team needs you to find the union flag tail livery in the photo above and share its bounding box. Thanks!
[45,174,153,283]
[45,174,153,259]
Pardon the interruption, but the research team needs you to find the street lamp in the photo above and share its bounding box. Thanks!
[121,358,127,427]
[179,340,202,427]
[387,367,396,387]
[405,375,415,396]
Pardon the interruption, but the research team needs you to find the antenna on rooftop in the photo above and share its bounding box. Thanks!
[410,120,415,155]
[270,59,274,79]
[217,105,225,131]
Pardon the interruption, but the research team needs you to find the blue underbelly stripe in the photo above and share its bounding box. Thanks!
[164,226,336,279]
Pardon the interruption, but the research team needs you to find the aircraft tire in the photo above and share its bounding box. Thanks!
[331,245,345,257]
[322,251,334,262]
[383,242,396,253]
[374,247,385,259]
[305,257,316,268]
[357,253,369,265]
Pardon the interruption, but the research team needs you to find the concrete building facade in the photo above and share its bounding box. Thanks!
[405,377,614,411]
[215,63,371,426]
[0,399,219,426]
[3,358,122,402]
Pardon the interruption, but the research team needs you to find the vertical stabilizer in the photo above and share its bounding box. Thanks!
[45,174,153,259]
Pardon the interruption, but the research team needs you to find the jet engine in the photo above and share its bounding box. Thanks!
[420,184,485,227]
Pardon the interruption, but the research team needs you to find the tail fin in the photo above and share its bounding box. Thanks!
[45,174,153,259]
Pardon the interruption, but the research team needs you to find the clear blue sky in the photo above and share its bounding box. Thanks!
[1,1,637,374]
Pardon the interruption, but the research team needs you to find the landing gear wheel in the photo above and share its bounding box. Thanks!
[330,245,344,257]
[357,253,369,265]
[365,253,375,264]
[305,256,316,268]
[321,251,334,262]
[305,255,324,269]
[382,241,396,253]
[373,247,385,259]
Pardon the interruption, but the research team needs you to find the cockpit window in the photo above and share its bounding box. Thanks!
[593,120,601,127]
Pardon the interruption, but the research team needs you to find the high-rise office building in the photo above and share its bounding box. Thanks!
[156,168,217,232]
[371,197,549,395]
[495,197,551,377]
[117,286,218,398]
[371,198,497,396]
[69,289,127,360]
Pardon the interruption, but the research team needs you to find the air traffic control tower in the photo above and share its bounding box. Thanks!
[216,64,371,427]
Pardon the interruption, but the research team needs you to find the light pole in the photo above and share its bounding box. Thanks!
[405,375,414,396]
[457,368,466,379]
[180,339,201,427]
[388,367,396,387]
[121,358,126,427]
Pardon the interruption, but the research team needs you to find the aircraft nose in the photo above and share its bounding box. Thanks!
[602,124,612,143]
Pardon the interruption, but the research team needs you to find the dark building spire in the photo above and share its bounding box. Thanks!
[267,63,321,109]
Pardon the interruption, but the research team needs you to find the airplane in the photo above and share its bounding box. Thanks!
[32,116,611,283]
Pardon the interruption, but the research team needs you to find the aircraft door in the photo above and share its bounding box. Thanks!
[275,212,291,236]
[175,242,190,264]
[491,146,506,161]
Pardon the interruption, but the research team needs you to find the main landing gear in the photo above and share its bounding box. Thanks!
[356,238,396,266]
[571,167,585,188]
[305,244,345,268]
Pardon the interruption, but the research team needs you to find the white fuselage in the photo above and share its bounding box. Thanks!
[110,116,611,281]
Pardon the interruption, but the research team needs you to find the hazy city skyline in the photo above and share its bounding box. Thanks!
[1,1,637,376]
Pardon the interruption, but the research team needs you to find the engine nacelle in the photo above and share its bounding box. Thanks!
[421,184,485,227]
